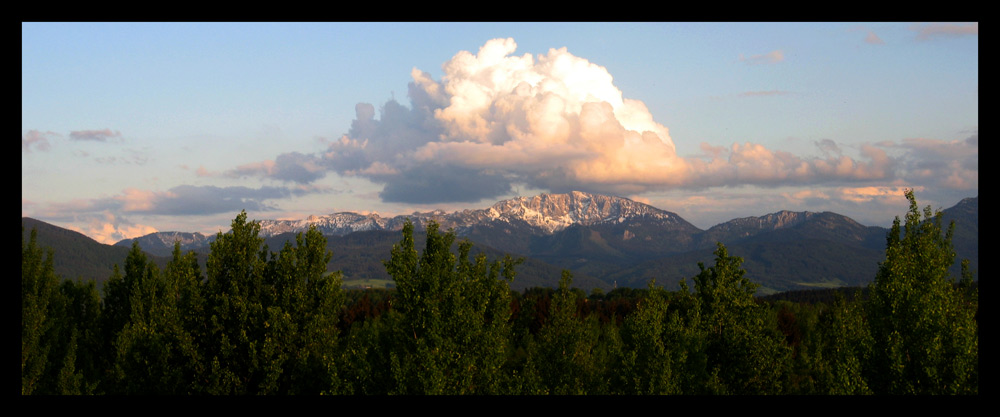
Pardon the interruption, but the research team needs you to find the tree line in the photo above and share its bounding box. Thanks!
[22,191,977,395]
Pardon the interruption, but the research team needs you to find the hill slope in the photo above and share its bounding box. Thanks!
[26,192,978,294]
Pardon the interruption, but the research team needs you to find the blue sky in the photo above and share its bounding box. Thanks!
[22,22,978,244]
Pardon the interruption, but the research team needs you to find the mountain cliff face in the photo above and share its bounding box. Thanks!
[480,190,684,233]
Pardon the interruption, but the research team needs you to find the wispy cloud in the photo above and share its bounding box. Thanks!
[738,49,784,65]
[865,30,885,45]
[35,184,325,219]
[69,128,122,142]
[847,25,885,46]
[911,22,978,40]
[196,165,216,177]
[22,130,58,152]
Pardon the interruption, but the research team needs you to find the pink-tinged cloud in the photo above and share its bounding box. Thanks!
[911,22,978,40]
[196,165,216,177]
[227,152,327,184]
[69,128,122,142]
[836,186,924,203]
[865,30,885,45]
[64,211,158,245]
[738,50,784,65]
[244,38,970,206]
[22,130,57,152]
[890,135,978,190]
[117,187,166,212]
[30,185,325,223]
[231,160,278,177]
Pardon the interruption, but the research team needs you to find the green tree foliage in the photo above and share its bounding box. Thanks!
[616,280,681,394]
[814,293,872,394]
[524,271,616,394]
[382,220,519,394]
[201,211,344,394]
[22,226,103,395]
[93,211,344,395]
[865,190,978,394]
[691,243,789,394]
[201,211,272,394]
[22,227,60,395]
[258,228,344,394]
[23,196,979,396]
[47,279,103,395]
[339,309,401,394]
[101,240,198,394]
[101,242,160,364]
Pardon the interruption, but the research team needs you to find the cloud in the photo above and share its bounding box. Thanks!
[64,211,159,245]
[847,25,885,46]
[196,165,216,177]
[738,50,784,65]
[69,128,122,142]
[911,22,978,40]
[838,186,909,202]
[37,184,324,219]
[321,38,685,201]
[227,152,328,184]
[891,134,978,190]
[864,30,885,45]
[22,130,58,152]
[237,38,970,206]
[815,138,841,155]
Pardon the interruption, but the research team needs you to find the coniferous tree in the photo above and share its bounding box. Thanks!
[23,226,103,395]
[22,227,62,394]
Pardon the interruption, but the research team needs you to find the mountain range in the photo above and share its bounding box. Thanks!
[23,191,978,294]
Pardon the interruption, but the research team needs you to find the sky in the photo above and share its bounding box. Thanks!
[22,22,978,244]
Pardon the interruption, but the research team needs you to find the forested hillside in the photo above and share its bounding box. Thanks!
[22,192,978,395]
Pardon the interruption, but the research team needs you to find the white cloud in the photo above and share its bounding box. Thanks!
[236,38,970,207]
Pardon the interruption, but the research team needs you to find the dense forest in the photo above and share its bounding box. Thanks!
[22,191,977,395]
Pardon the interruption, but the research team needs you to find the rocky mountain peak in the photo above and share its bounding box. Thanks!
[484,191,672,233]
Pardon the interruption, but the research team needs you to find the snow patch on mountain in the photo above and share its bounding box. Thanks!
[254,191,681,238]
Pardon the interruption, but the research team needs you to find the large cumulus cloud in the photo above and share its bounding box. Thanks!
[245,38,925,204]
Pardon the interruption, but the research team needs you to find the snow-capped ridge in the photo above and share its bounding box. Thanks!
[482,191,676,233]
[254,191,681,238]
